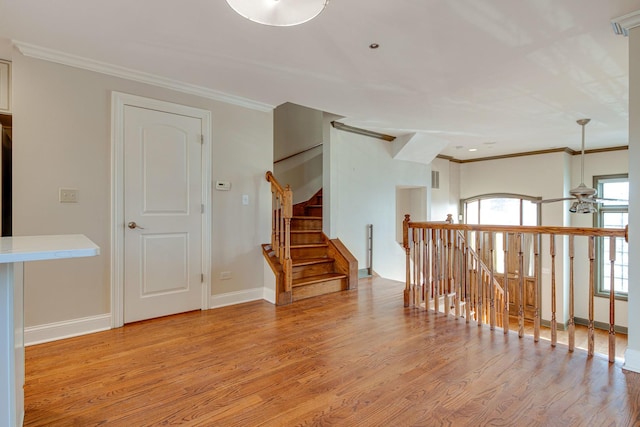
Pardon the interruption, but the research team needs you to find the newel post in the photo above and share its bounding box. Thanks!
[403,214,411,307]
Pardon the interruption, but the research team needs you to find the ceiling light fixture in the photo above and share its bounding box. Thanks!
[225,0,329,26]
[569,201,597,214]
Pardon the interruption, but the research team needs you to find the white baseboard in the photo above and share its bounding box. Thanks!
[209,287,272,309]
[24,289,275,345]
[25,313,111,346]
[623,348,640,373]
[263,288,276,305]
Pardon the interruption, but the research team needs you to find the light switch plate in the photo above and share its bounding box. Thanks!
[59,188,78,203]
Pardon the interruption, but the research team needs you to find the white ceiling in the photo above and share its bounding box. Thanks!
[0,0,638,160]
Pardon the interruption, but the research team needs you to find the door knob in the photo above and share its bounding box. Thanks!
[128,221,144,230]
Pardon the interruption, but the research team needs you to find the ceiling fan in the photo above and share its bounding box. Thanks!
[536,118,627,213]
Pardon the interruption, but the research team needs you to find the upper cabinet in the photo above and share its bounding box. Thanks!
[0,60,10,113]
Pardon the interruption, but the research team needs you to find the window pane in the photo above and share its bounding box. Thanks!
[480,198,520,225]
[600,180,628,206]
[601,211,628,294]
[466,200,478,225]
[522,200,538,226]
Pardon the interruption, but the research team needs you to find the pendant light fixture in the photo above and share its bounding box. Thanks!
[226,0,329,27]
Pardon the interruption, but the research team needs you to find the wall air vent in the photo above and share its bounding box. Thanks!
[431,170,440,189]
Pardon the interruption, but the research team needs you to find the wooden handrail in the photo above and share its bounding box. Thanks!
[265,171,285,194]
[265,171,293,295]
[274,143,323,164]
[405,221,627,239]
[403,214,628,363]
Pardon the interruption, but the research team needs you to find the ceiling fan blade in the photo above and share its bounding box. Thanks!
[593,197,628,203]
[533,197,575,204]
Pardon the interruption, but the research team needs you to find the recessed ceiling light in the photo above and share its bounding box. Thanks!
[369,43,380,49]
[469,148,478,152]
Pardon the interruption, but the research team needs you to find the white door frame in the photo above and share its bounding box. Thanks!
[110,92,212,328]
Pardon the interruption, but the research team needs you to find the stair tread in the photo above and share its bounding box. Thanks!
[293,257,333,267]
[291,243,328,249]
[290,230,322,234]
[292,272,347,287]
[292,216,322,220]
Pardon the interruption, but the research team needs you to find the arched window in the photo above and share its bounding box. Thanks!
[462,193,541,226]
[461,194,541,275]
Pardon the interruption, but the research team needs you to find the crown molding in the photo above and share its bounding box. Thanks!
[13,41,274,113]
[611,10,640,36]
[437,145,628,164]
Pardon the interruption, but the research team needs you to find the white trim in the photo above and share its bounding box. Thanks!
[263,288,276,305]
[24,314,111,346]
[110,92,213,328]
[13,41,274,113]
[623,348,640,373]
[209,288,267,309]
[611,10,640,36]
[0,59,11,112]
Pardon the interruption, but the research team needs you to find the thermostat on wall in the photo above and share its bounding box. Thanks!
[215,181,231,191]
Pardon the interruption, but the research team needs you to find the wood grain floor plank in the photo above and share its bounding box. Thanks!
[24,277,639,426]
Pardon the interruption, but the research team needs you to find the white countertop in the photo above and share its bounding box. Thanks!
[0,234,100,263]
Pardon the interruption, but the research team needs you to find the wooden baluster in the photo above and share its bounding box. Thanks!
[491,232,498,332]
[421,229,428,307]
[283,186,293,293]
[518,233,525,338]
[434,229,440,313]
[439,228,445,313]
[271,189,277,255]
[464,230,471,323]
[274,193,281,259]
[568,235,575,352]
[503,232,509,334]
[550,234,557,346]
[533,234,540,343]
[410,228,420,308]
[476,231,482,326]
[441,229,446,313]
[403,215,411,307]
[588,236,595,357]
[279,195,285,263]
[454,232,461,318]
[414,228,420,307]
[609,236,616,363]
[445,229,452,317]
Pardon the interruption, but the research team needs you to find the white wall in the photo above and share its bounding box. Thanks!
[273,103,323,203]
[626,25,640,370]
[12,53,272,328]
[396,187,427,243]
[431,157,460,222]
[325,126,431,281]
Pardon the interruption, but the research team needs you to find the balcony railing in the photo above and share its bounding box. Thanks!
[403,215,628,363]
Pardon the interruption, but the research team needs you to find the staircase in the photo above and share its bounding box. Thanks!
[263,176,358,306]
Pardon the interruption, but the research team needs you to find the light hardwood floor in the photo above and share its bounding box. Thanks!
[24,277,640,426]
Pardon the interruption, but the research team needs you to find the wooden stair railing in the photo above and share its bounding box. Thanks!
[402,215,504,330]
[264,172,358,305]
[266,171,293,295]
[403,215,628,363]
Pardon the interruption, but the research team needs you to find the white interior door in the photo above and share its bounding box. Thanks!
[123,105,203,323]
